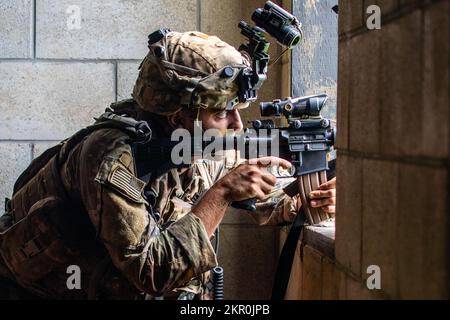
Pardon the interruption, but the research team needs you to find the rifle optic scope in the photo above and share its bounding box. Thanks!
[260,94,329,118]
[252,1,302,48]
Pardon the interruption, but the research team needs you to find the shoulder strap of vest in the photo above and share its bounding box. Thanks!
[92,111,152,144]
[12,112,152,195]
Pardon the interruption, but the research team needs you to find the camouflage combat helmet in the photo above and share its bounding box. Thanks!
[132,30,250,115]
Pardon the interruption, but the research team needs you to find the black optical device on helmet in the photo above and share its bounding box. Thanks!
[252,1,302,48]
[148,28,171,46]
[236,1,302,105]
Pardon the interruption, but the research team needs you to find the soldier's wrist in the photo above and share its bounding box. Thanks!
[210,181,233,204]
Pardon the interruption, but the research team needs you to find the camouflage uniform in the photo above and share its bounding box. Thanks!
[0,31,299,299]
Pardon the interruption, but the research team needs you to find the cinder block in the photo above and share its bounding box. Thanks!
[0,62,115,140]
[362,159,398,298]
[421,1,449,159]
[285,242,303,300]
[335,153,362,277]
[348,31,380,153]
[380,10,422,157]
[36,0,197,59]
[0,143,31,212]
[200,0,245,48]
[117,62,140,101]
[217,224,278,299]
[0,0,33,58]
[398,164,449,299]
[338,0,364,35]
[336,41,349,150]
[302,245,323,300]
[32,141,60,159]
[322,256,338,300]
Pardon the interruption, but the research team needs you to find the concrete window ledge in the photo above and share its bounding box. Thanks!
[302,220,335,259]
[280,219,335,258]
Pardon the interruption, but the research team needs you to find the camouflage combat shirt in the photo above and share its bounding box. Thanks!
[0,113,299,300]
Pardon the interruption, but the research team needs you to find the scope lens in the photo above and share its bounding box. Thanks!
[260,102,280,117]
[281,26,301,48]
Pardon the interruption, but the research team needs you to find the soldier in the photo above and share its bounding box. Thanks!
[0,31,336,299]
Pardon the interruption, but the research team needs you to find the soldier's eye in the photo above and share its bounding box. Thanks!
[215,111,228,119]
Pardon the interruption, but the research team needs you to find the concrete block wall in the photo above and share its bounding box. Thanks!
[284,0,449,300]
[0,0,288,299]
[283,239,386,300]
[335,0,449,299]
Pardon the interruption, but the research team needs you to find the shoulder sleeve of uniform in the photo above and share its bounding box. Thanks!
[78,128,147,202]
[73,128,146,229]
[94,151,146,204]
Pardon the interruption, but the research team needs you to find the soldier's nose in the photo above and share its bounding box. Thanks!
[228,109,243,132]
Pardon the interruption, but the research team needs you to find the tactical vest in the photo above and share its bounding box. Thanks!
[0,111,151,298]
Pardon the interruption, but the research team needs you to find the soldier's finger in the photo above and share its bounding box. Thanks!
[322,205,336,214]
[254,188,269,201]
[309,189,336,199]
[319,177,336,190]
[259,180,275,195]
[310,197,336,207]
[261,173,277,186]
[248,157,291,169]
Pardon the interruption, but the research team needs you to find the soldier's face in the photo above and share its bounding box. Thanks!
[176,103,247,135]
[199,105,246,135]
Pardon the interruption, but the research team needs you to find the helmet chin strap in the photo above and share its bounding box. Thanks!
[194,107,203,133]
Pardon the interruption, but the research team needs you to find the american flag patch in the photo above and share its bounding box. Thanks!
[108,166,145,202]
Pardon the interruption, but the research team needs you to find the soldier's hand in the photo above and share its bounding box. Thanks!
[215,157,292,202]
[309,177,337,215]
[193,157,290,236]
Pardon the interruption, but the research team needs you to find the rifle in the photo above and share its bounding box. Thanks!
[132,93,336,222]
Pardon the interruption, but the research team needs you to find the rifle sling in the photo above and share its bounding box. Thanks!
[271,205,306,300]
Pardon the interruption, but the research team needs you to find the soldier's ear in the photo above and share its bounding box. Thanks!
[168,108,197,129]
[167,110,183,129]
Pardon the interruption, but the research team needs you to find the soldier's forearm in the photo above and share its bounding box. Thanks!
[191,184,231,236]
